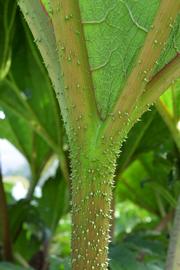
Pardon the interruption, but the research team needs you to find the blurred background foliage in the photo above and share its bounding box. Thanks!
[0,0,180,269]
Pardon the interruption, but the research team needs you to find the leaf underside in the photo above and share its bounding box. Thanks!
[79,0,180,118]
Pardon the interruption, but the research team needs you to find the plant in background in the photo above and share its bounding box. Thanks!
[0,0,179,269]
[17,0,180,269]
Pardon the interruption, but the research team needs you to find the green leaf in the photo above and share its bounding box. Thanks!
[114,201,156,237]
[160,80,180,123]
[49,257,71,270]
[37,168,68,232]
[8,200,39,241]
[116,158,159,215]
[157,79,180,150]
[0,9,67,191]
[110,244,146,270]
[0,12,62,156]
[79,0,180,118]
[0,0,17,80]
[116,109,157,174]
[116,145,180,215]
[0,262,32,270]
[0,8,70,183]
[8,199,44,260]
[133,112,171,155]
[11,18,61,146]
[18,0,63,123]
[109,233,166,270]
[0,111,53,193]
[0,117,22,151]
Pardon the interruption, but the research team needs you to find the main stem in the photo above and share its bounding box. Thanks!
[71,143,117,270]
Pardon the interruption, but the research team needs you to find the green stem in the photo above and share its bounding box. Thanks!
[71,145,117,270]
[0,162,13,261]
[121,55,180,141]
[140,54,180,109]
[50,0,100,140]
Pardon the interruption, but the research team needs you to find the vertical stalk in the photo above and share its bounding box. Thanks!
[71,145,117,270]
[0,162,13,261]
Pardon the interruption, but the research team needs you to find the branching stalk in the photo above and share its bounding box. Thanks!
[50,0,100,142]
[124,55,180,134]
[104,0,180,139]
[141,54,180,109]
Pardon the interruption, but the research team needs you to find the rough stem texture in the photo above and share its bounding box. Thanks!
[142,54,180,108]
[71,145,117,270]
[51,0,99,142]
[49,1,118,268]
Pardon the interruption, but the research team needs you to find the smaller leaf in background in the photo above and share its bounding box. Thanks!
[0,108,53,197]
[0,8,69,183]
[0,262,32,270]
[0,9,63,158]
[37,168,68,233]
[0,117,22,153]
[157,79,180,150]
[2,182,15,205]
[125,231,167,259]
[7,199,44,261]
[0,0,17,80]
[114,201,157,238]
[109,243,143,270]
[109,231,167,270]
[116,105,180,217]
[11,21,60,146]
[50,214,71,258]
[116,108,172,177]
[116,109,156,174]
[49,257,71,270]
[134,112,172,156]
[116,146,179,217]
[159,80,180,120]
[116,158,159,215]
